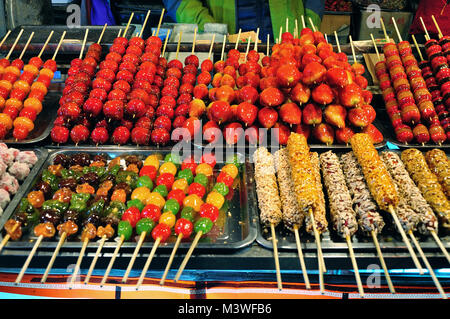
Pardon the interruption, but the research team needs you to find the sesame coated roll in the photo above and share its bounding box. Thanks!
[401,148,450,229]
[425,149,450,198]
[253,147,283,226]
[350,133,399,211]
[320,151,358,238]
[286,133,319,215]
[381,151,438,234]
[341,152,385,235]
[274,148,304,231]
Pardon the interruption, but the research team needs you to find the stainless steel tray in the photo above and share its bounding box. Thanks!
[376,107,450,150]
[253,148,450,254]
[0,148,257,253]
[0,147,48,230]
[1,93,58,145]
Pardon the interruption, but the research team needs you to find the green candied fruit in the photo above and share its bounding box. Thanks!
[136,218,155,236]
[180,206,195,222]
[163,198,180,215]
[193,173,208,188]
[127,199,145,212]
[164,153,181,167]
[213,182,229,196]
[117,220,133,241]
[194,217,213,234]
[177,168,194,184]
[136,175,153,190]
[153,184,168,198]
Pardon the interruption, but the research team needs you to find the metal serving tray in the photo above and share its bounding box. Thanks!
[1,93,58,146]
[253,148,450,255]
[0,147,48,230]
[0,148,257,253]
[376,107,450,150]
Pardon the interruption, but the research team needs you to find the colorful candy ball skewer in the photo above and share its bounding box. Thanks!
[173,158,239,285]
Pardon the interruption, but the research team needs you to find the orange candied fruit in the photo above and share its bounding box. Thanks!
[5,98,23,111]
[0,96,5,110]
[4,65,20,77]
[13,116,34,132]
[24,97,43,114]
[0,113,13,130]
[39,68,54,79]
[30,81,48,95]
[0,80,12,91]
[12,80,31,94]
[23,64,39,76]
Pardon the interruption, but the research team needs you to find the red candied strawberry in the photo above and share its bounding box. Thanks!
[145,106,155,119]
[273,122,291,145]
[129,89,151,104]
[116,70,134,83]
[0,124,7,139]
[113,80,131,94]
[395,124,414,143]
[259,87,285,107]
[151,127,170,145]
[111,126,130,145]
[96,68,116,83]
[153,115,172,132]
[182,116,201,140]
[201,59,213,73]
[202,120,221,143]
[126,99,146,118]
[103,100,124,121]
[182,73,197,86]
[164,76,180,89]
[180,83,194,95]
[362,124,384,144]
[335,127,355,144]
[90,127,109,145]
[135,116,153,130]
[197,72,212,85]
[183,64,198,75]
[70,125,90,144]
[133,79,152,94]
[131,127,151,145]
[223,122,244,145]
[108,88,127,101]
[120,119,134,131]
[173,115,187,129]
[156,105,175,119]
[175,104,189,117]
[135,70,155,83]
[168,59,183,70]
[193,84,209,100]
[51,125,70,144]
[159,95,177,108]
[177,93,192,105]
[185,54,199,68]
[161,85,179,99]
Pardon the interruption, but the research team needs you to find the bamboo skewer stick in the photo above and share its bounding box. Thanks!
[0,30,11,48]
[430,230,450,264]
[408,231,447,299]
[41,232,67,283]
[161,29,171,57]
[79,28,89,60]
[431,15,443,39]
[309,209,325,293]
[5,29,24,60]
[278,26,282,44]
[334,31,341,53]
[234,29,241,50]
[123,12,134,38]
[370,33,381,60]
[18,32,34,60]
[136,237,161,289]
[371,230,396,294]
[389,205,424,274]
[117,29,123,38]
[191,28,197,55]
[411,34,424,61]
[295,19,298,38]
[155,8,165,37]
[244,36,251,59]
[175,31,182,60]
[380,18,391,43]
[122,232,147,283]
[97,23,107,44]
[174,230,202,283]
[84,235,107,284]
[301,15,306,29]
[293,225,310,289]
[51,31,66,61]
[100,235,125,286]
[391,17,403,42]
[349,35,357,64]
[254,28,260,51]
[221,34,226,61]
[15,235,44,284]
[139,10,151,38]
[286,18,289,34]
[308,17,317,32]
[160,233,183,286]
[346,235,365,297]
[207,33,216,60]
[419,17,430,41]
[266,34,270,57]
[270,223,283,290]
[69,237,89,286]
